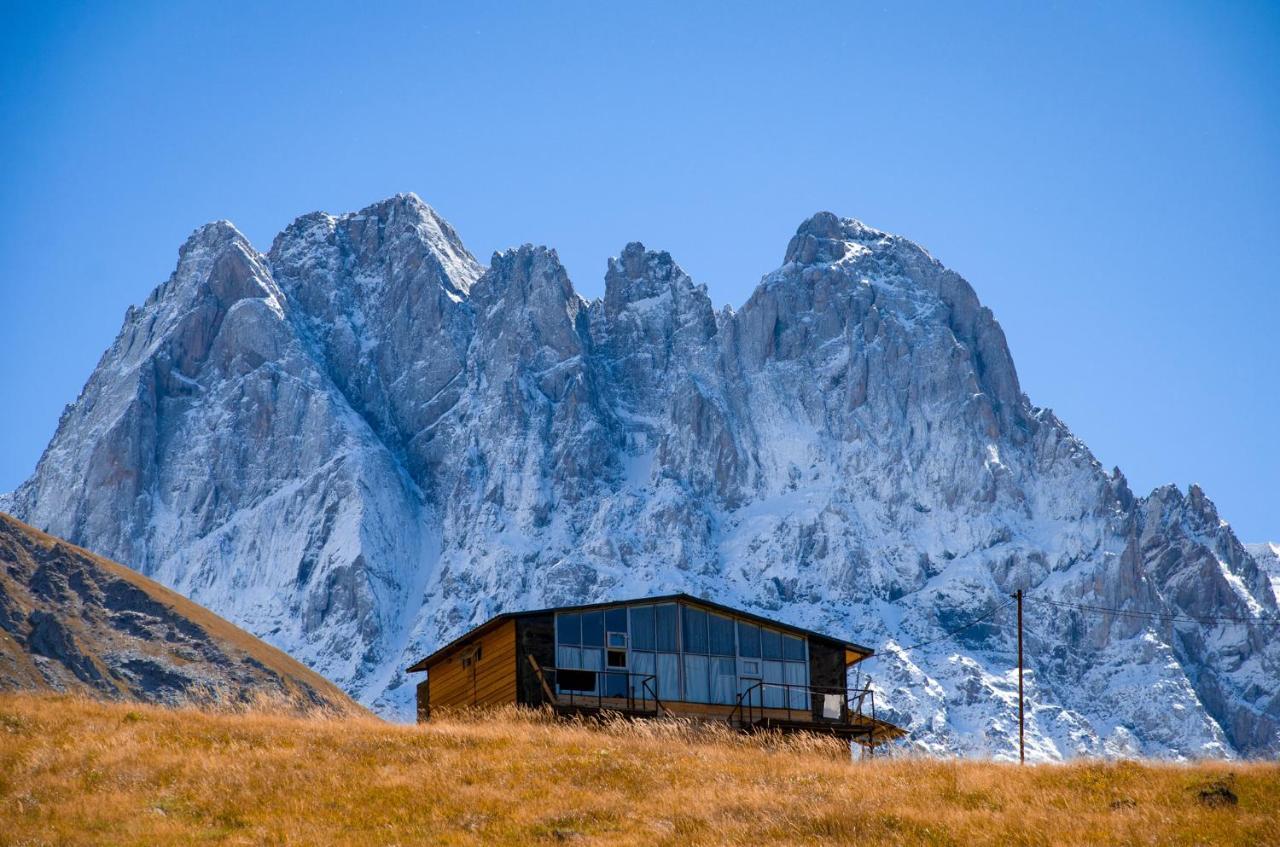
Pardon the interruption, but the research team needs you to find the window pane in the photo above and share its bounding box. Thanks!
[737,621,761,658]
[761,628,783,659]
[711,657,737,704]
[656,653,680,701]
[630,650,655,674]
[630,650,655,699]
[782,634,806,661]
[581,648,604,670]
[558,669,596,693]
[605,607,628,633]
[557,645,581,669]
[785,661,808,709]
[682,607,708,654]
[581,611,605,647]
[630,605,655,650]
[708,614,735,656]
[682,654,710,703]
[556,613,581,646]
[762,660,785,708]
[655,604,678,651]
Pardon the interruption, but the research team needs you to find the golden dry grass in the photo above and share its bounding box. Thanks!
[0,694,1276,846]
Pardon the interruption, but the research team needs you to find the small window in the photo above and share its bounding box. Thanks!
[607,632,627,649]
[741,659,760,675]
[607,649,627,668]
[460,644,482,668]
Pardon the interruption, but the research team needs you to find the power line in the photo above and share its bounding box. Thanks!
[1024,596,1280,627]
[887,600,1013,652]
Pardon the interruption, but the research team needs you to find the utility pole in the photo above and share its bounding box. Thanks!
[1013,589,1025,764]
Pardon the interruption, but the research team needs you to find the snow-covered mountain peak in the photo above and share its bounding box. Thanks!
[9,195,1279,760]
[784,211,891,265]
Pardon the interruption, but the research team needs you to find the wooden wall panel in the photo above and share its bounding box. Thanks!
[427,619,517,711]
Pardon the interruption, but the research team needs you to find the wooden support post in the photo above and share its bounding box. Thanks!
[527,655,558,706]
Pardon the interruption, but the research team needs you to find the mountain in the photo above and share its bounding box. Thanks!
[1247,543,1280,602]
[0,512,357,712]
[4,195,1277,758]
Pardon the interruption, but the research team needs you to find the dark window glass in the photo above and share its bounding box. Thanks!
[607,649,627,668]
[630,605,655,650]
[558,669,595,692]
[737,621,761,658]
[655,604,678,651]
[761,628,783,659]
[605,607,628,634]
[581,611,605,647]
[782,634,806,661]
[557,613,581,646]
[682,607,708,653]
[708,614,736,656]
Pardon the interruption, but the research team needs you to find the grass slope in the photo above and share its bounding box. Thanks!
[1,695,1276,846]
[0,512,358,714]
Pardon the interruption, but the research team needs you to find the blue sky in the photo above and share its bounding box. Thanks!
[1,2,1277,539]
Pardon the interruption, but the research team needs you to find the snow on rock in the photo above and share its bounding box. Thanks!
[6,199,1279,759]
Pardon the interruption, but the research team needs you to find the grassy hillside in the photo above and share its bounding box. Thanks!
[0,513,358,714]
[1,694,1276,846]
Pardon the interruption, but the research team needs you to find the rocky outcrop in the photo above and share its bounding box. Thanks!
[0,513,357,712]
[6,196,1278,758]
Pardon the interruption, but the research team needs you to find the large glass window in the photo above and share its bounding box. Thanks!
[762,660,785,708]
[708,614,736,656]
[656,653,680,701]
[630,605,655,650]
[784,661,808,709]
[761,627,783,660]
[682,607,708,653]
[557,645,582,670]
[557,613,581,646]
[630,650,655,699]
[655,604,679,651]
[782,634,806,662]
[737,621,761,658]
[581,611,605,647]
[556,603,812,710]
[711,657,737,704]
[682,654,710,702]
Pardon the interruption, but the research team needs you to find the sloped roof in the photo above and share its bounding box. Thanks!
[407,593,875,672]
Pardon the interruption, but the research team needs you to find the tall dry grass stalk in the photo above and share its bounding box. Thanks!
[1,693,1275,846]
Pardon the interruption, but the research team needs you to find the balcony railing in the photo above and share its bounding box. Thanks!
[728,679,882,740]
[530,661,666,716]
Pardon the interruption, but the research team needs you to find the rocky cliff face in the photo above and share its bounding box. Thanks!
[5,194,1277,758]
[0,512,357,713]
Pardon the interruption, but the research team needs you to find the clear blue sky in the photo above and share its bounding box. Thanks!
[1,2,1277,540]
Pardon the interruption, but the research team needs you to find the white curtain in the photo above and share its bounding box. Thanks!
[656,653,680,701]
[683,654,710,703]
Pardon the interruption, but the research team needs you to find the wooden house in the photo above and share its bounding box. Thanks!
[407,593,904,746]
